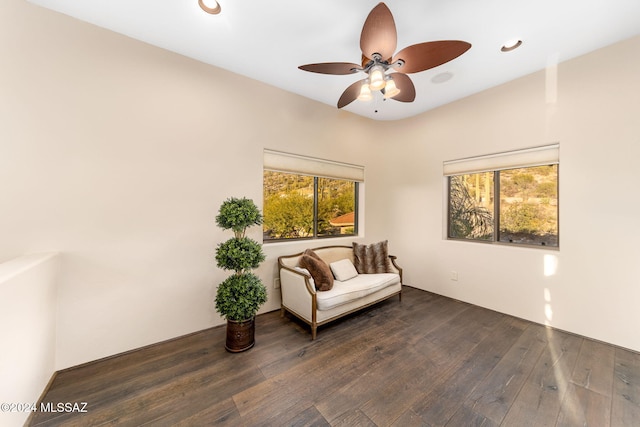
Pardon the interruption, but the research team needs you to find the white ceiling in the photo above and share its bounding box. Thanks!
[27,0,640,121]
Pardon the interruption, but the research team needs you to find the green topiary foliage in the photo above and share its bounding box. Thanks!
[216,197,263,238]
[214,197,267,322]
[215,273,267,321]
[216,237,265,273]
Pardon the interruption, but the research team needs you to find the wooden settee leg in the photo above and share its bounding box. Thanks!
[311,325,317,340]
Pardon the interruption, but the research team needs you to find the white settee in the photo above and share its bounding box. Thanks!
[278,245,402,339]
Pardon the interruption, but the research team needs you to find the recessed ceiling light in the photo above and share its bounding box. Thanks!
[431,72,454,84]
[199,0,221,14]
[501,39,523,52]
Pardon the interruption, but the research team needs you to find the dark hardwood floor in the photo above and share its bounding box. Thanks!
[29,286,640,426]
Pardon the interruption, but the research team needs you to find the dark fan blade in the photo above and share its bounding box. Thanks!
[298,63,362,75]
[393,40,471,74]
[338,80,365,109]
[360,3,397,60]
[387,73,415,102]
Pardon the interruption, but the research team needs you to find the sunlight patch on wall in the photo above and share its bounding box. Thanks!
[544,254,558,277]
[544,287,553,325]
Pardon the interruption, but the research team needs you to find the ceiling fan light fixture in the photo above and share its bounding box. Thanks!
[383,77,400,99]
[357,80,373,102]
[501,39,522,52]
[297,3,471,110]
[368,65,386,91]
[199,0,221,14]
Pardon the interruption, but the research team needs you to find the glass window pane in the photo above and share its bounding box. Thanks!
[498,165,558,246]
[448,173,494,241]
[263,171,314,240]
[317,178,356,237]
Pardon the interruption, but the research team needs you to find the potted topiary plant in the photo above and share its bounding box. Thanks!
[214,197,267,352]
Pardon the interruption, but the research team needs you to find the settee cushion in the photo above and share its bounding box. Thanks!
[329,259,359,281]
[299,252,333,291]
[353,240,393,274]
[315,273,400,311]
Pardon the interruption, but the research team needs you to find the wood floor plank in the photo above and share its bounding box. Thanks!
[283,404,330,427]
[555,337,616,427]
[314,300,474,424]
[611,347,640,426]
[445,405,499,427]
[313,345,426,424]
[257,298,406,379]
[38,360,265,426]
[331,409,377,427]
[461,322,549,424]
[233,316,410,423]
[157,397,240,427]
[391,409,432,427]
[30,334,264,426]
[556,383,611,427]
[407,316,529,426]
[25,287,640,427]
[501,328,583,427]
[571,338,616,396]
[42,328,222,400]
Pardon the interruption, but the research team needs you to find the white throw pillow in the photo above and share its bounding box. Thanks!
[294,266,315,287]
[329,258,359,281]
[294,267,311,275]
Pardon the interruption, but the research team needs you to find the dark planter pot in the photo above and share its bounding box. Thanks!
[225,317,255,352]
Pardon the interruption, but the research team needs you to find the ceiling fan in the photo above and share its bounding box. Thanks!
[298,2,471,109]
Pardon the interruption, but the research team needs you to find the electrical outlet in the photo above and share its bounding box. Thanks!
[450,271,458,281]
[274,278,281,289]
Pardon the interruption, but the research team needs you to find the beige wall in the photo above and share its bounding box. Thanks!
[375,35,640,352]
[0,253,58,427]
[2,0,639,373]
[0,1,384,369]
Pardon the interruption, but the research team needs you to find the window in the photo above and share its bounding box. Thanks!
[445,145,559,248]
[263,150,362,242]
